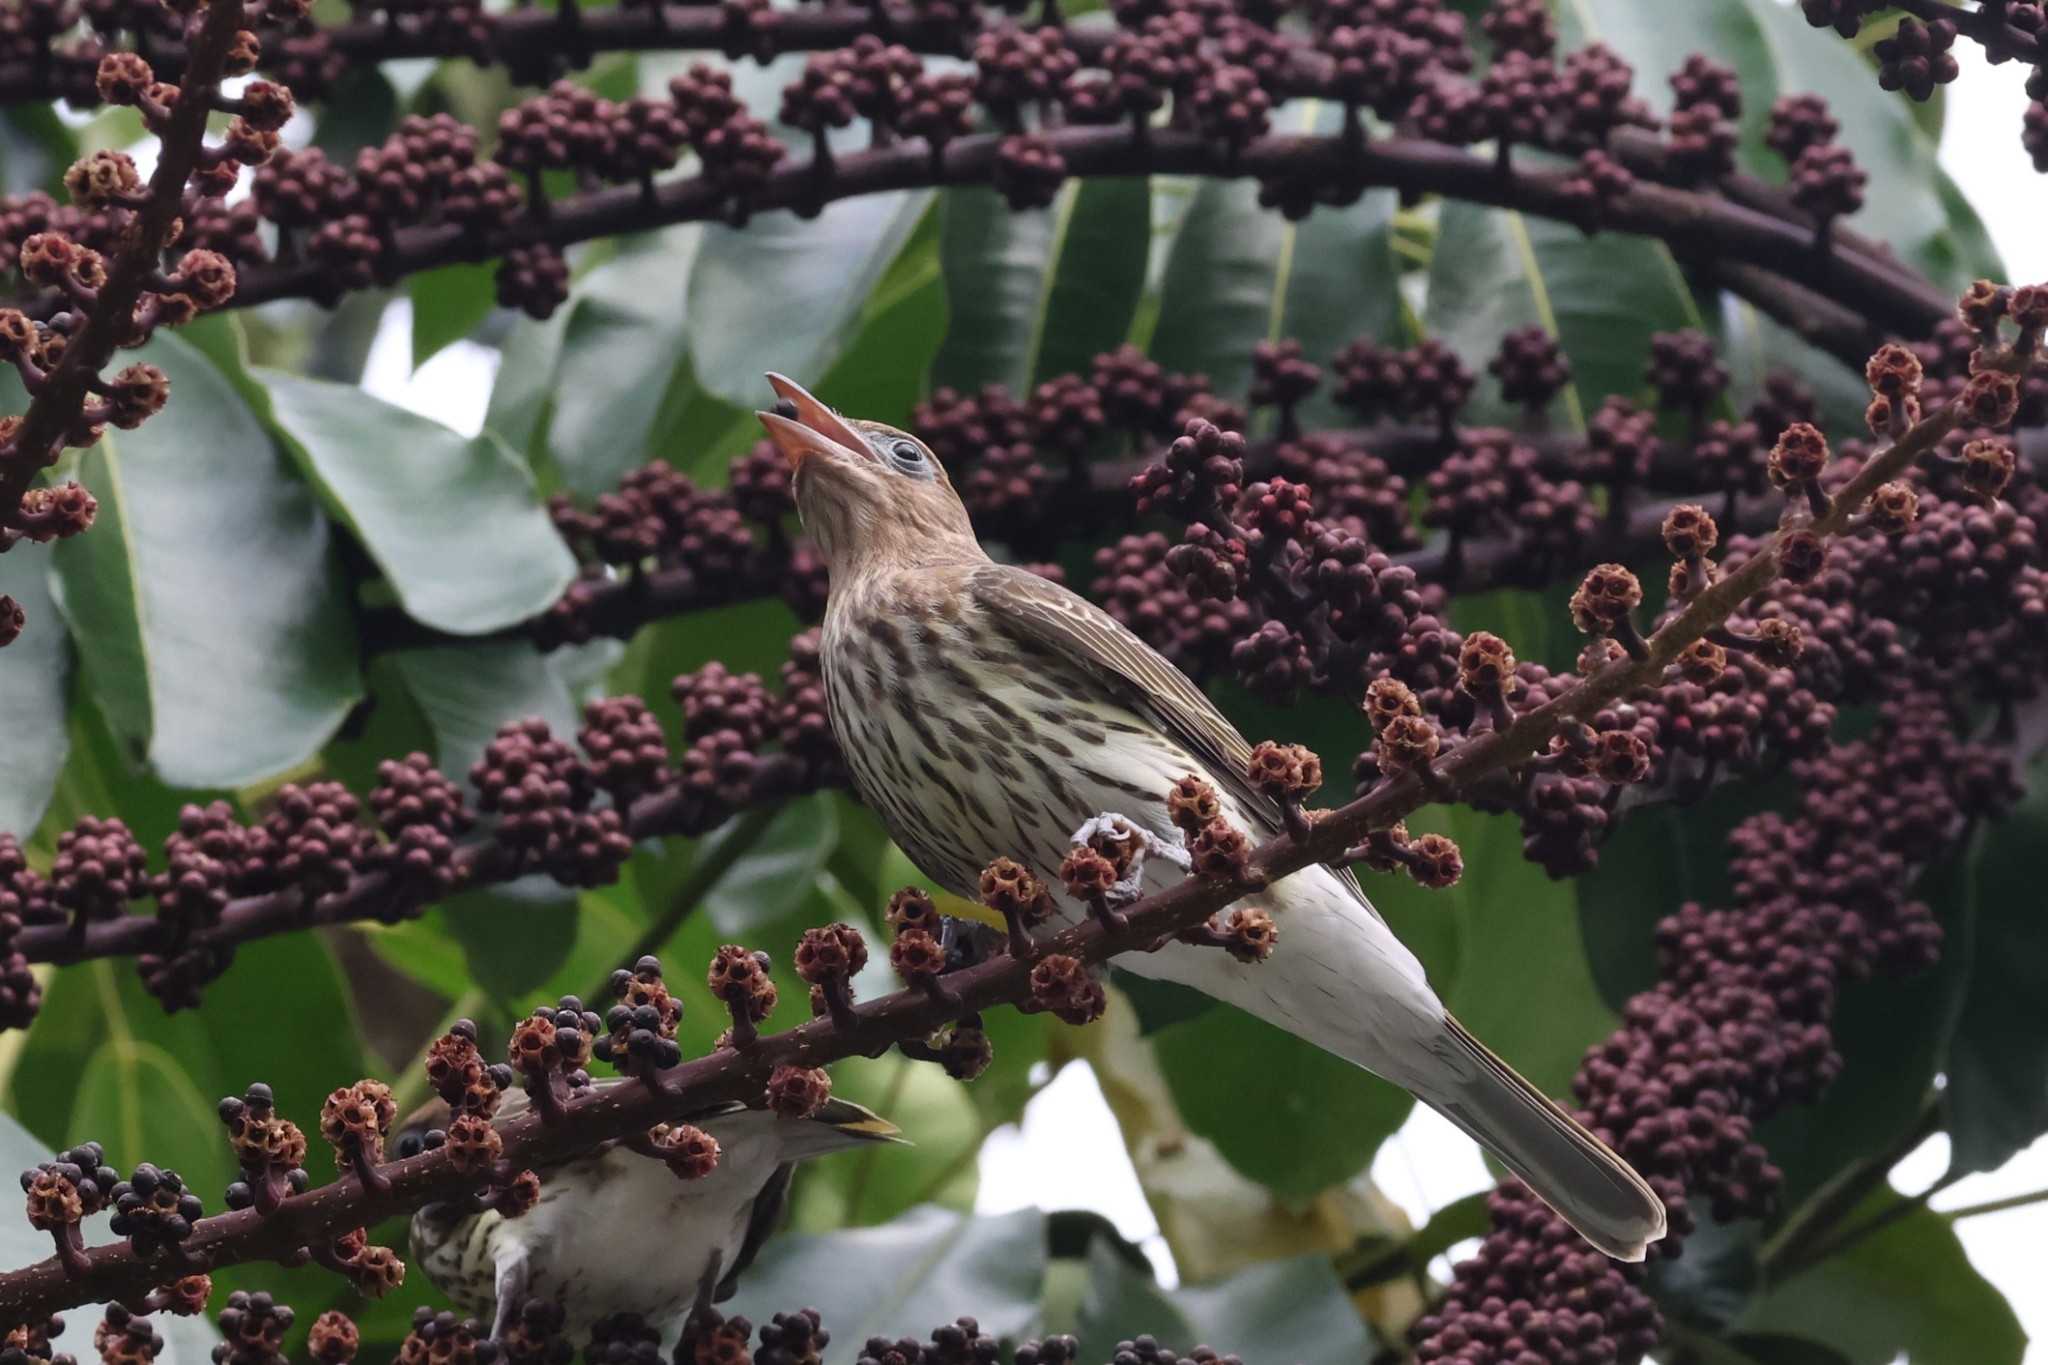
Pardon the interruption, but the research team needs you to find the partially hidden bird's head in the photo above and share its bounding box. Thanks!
[756,373,979,577]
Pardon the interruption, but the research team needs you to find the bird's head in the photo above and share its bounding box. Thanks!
[756,373,978,576]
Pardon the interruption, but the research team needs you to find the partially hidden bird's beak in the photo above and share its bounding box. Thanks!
[758,373,870,470]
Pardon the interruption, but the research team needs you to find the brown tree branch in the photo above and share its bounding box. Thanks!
[0,374,1973,1330]
[0,0,247,534]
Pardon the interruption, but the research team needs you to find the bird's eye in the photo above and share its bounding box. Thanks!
[883,438,934,479]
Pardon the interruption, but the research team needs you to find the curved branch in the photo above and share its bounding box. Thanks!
[221,124,1948,353]
[0,378,1973,1327]
[0,0,247,533]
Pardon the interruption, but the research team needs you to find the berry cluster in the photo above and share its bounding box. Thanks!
[0,635,842,1024]
[0,0,308,644]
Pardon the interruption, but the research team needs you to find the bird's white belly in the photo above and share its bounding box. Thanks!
[458,1142,776,1340]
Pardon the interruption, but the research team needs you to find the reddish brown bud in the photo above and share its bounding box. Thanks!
[707,944,778,1023]
[1059,846,1119,901]
[765,1065,831,1118]
[1362,676,1421,730]
[792,923,868,984]
[307,1312,358,1365]
[1960,370,2020,429]
[1188,819,1255,883]
[1778,529,1826,584]
[1578,638,1627,675]
[97,52,154,105]
[1569,564,1643,635]
[63,150,140,208]
[979,856,1054,926]
[1677,638,1726,684]
[1957,279,2007,333]
[320,1080,396,1166]
[1864,342,1923,397]
[1592,731,1651,785]
[885,886,938,936]
[1960,438,2016,501]
[1408,833,1463,889]
[1246,741,1322,802]
[171,250,237,310]
[1866,480,1919,534]
[443,1114,501,1174]
[653,1123,720,1180]
[1754,616,1805,666]
[1457,631,1516,699]
[1351,822,1411,874]
[1768,422,1830,487]
[1661,503,1718,560]
[1375,714,1441,775]
[1027,953,1105,1025]
[890,926,946,980]
[1165,774,1221,836]
[1219,906,1278,963]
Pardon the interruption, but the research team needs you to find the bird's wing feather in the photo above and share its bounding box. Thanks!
[967,563,1383,923]
[716,1162,795,1303]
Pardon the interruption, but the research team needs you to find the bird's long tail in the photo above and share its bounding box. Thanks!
[1415,1014,1667,1262]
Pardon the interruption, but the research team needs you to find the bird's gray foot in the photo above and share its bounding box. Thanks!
[1069,814,1189,907]
[692,1249,725,1319]
[490,1249,530,1344]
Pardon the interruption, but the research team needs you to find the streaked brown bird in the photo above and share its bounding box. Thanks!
[399,1086,901,1341]
[757,374,1668,1262]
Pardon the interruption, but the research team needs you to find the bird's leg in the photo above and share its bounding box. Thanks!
[491,1249,530,1345]
[692,1249,725,1321]
[1068,813,1189,914]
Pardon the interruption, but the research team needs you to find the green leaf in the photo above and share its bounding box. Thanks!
[1944,761,2048,1175]
[0,539,69,838]
[50,332,361,788]
[198,932,369,1185]
[409,262,499,370]
[687,192,935,406]
[256,368,576,634]
[724,1206,1047,1363]
[1739,1192,2026,1365]
[0,1111,222,1365]
[1075,1236,1372,1363]
[1151,1003,1413,1201]
[932,179,1151,395]
[484,307,572,460]
[442,876,582,999]
[1150,111,1401,427]
[1759,848,1974,1210]
[1423,200,1702,431]
[1562,0,2001,286]
[545,227,704,495]
[71,964,235,1203]
[702,793,841,937]
[390,641,589,780]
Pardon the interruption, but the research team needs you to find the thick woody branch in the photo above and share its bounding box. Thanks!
[223,124,1948,355]
[0,382,1972,1330]
[0,0,246,531]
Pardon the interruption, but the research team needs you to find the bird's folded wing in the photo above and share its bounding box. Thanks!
[968,563,1384,923]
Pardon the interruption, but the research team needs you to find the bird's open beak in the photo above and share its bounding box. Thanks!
[758,373,871,470]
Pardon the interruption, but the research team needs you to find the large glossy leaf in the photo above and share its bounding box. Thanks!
[724,1206,1046,1362]
[1151,1004,1414,1202]
[789,1048,982,1231]
[1424,201,1703,431]
[1945,762,2048,1175]
[932,179,1151,395]
[391,641,588,780]
[0,538,69,838]
[1150,105,1402,427]
[50,332,360,788]
[409,262,498,370]
[1075,1237,1372,1363]
[687,191,934,406]
[484,307,573,459]
[702,793,840,936]
[1739,1192,2025,1365]
[257,369,576,634]
[546,226,704,495]
[1561,0,2000,287]
[0,1111,222,1365]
